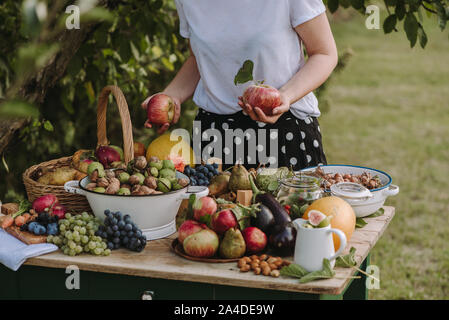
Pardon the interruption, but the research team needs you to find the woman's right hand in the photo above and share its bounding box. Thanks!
[141,93,181,135]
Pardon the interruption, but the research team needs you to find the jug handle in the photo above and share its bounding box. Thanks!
[328,228,347,261]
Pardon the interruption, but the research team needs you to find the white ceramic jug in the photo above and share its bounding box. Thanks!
[292,218,347,272]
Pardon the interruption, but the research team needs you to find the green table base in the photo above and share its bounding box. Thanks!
[0,255,370,300]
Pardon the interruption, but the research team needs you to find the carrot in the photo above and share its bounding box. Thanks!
[14,215,26,227]
[1,215,14,229]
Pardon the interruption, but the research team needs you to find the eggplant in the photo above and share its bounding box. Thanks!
[251,204,276,234]
[249,174,291,227]
[268,223,297,256]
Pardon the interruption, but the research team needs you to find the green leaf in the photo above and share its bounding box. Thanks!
[234,60,254,85]
[198,213,211,228]
[350,0,364,10]
[383,14,397,34]
[186,194,197,220]
[232,203,259,230]
[417,24,428,48]
[404,12,419,47]
[367,207,385,218]
[298,259,335,283]
[395,0,406,20]
[0,100,39,119]
[339,0,351,8]
[43,120,54,132]
[336,247,357,267]
[161,57,174,71]
[356,217,367,228]
[328,0,339,13]
[267,180,279,192]
[280,263,308,278]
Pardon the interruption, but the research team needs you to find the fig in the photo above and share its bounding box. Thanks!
[162,159,175,170]
[157,178,171,193]
[117,188,131,196]
[149,167,159,177]
[308,210,327,227]
[93,187,106,193]
[159,168,176,180]
[219,227,246,259]
[229,163,251,192]
[118,172,130,184]
[149,160,163,170]
[268,223,297,256]
[87,162,105,179]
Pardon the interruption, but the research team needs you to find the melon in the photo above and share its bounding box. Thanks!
[146,133,195,166]
[303,196,356,251]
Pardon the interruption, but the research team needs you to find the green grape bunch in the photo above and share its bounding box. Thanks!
[47,212,111,257]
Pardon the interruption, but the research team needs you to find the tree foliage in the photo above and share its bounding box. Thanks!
[0,0,448,201]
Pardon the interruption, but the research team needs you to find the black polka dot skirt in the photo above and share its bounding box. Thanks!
[193,109,327,170]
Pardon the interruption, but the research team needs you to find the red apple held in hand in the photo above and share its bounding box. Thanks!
[193,197,217,221]
[242,227,267,254]
[242,84,281,116]
[178,220,208,245]
[146,93,175,125]
[183,229,219,258]
[211,209,237,234]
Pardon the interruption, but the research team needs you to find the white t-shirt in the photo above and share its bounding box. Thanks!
[174,0,326,119]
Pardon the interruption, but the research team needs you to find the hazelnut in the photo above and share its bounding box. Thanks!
[253,267,261,275]
[270,270,280,278]
[240,265,250,272]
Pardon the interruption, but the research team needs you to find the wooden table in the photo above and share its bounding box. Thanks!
[0,207,395,300]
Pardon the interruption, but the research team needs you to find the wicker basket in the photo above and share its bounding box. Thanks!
[22,85,135,214]
[22,157,92,214]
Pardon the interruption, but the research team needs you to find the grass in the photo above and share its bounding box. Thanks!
[321,11,449,299]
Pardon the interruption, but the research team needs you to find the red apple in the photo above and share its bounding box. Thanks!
[211,209,237,234]
[32,194,59,214]
[146,93,175,125]
[95,146,121,168]
[183,229,219,258]
[242,227,267,254]
[193,197,217,221]
[242,84,281,116]
[51,204,66,220]
[178,220,208,245]
[134,141,146,158]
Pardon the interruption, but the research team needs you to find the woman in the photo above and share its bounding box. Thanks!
[142,0,337,170]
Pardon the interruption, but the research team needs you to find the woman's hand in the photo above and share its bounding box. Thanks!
[238,91,291,124]
[141,94,181,135]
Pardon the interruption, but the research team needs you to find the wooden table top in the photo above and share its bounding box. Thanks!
[23,206,395,295]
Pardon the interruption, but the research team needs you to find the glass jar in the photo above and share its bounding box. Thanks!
[275,174,323,215]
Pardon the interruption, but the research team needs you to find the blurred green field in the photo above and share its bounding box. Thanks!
[321,12,449,299]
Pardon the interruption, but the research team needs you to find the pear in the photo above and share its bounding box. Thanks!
[229,163,251,192]
[219,227,246,259]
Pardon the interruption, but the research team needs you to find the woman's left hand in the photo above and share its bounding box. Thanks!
[238,92,291,124]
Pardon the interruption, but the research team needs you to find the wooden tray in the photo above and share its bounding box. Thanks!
[171,239,239,263]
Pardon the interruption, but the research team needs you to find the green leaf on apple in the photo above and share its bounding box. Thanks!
[234,60,254,85]
[186,194,197,220]
[231,203,259,230]
[198,213,212,228]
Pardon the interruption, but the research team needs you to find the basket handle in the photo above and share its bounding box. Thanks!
[97,85,134,165]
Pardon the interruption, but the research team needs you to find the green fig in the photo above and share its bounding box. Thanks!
[219,227,246,259]
[117,188,131,195]
[149,160,163,170]
[159,168,176,180]
[157,178,172,193]
[150,167,159,177]
[229,163,251,192]
[162,159,175,170]
[87,162,105,178]
[118,172,130,184]
[93,187,106,193]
